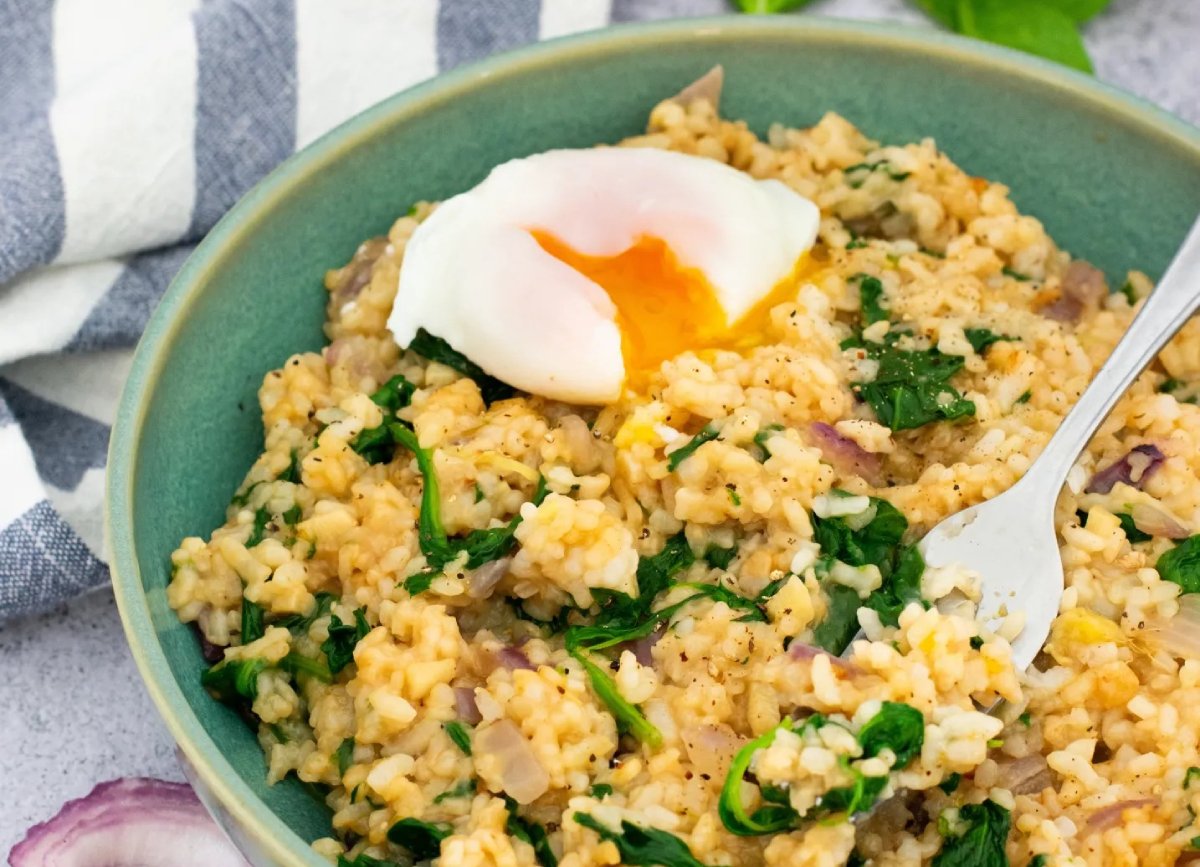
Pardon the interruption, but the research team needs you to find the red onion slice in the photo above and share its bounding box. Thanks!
[788,641,825,662]
[843,200,915,241]
[9,778,250,867]
[324,338,347,367]
[1043,259,1108,323]
[627,624,666,667]
[1142,594,1200,660]
[194,626,225,664]
[494,646,536,671]
[556,414,602,474]
[669,65,724,110]
[1086,797,1158,830]
[788,641,861,675]
[454,687,483,725]
[1085,444,1165,494]
[806,422,884,486]
[330,237,387,306]
[1129,502,1189,540]
[681,725,743,781]
[995,754,1054,796]
[466,557,511,600]
[474,719,550,805]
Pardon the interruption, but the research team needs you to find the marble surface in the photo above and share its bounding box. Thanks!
[1,589,183,853]
[2,0,1196,857]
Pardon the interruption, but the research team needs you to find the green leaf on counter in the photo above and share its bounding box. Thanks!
[956,0,1092,73]
[732,0,816,12]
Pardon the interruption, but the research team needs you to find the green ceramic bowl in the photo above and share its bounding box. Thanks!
[107,15,1200,866]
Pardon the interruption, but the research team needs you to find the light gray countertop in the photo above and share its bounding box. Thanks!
[2,0,1196,857]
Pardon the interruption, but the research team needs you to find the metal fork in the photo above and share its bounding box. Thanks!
[919,216,1200,671]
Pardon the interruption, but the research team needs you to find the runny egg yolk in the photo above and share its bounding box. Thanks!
[532,230,809,390]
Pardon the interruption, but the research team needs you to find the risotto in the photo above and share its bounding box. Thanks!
[168,80,1200,867]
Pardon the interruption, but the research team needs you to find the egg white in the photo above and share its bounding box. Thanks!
[387,147,820,404]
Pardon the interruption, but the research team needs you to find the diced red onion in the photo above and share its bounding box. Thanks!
[788,642,824,662]
[331,237,387,305]
[1042,294,1079,323]
[787,641,860,675]
[340,262,374,299]
[1064,260,1108,301]
[466,558,511,600]
[454,687,483,725]
[1043,259,1108,323]
[474,719,549,804]
[806,422,884,485]
[494,646,535,671]
[996,754,1054,796]
[628,625,666,667]
[336,265,371,303]
[1129,502,1189,540]
[1085,444,1165,494]
[843,200,915,240]
[557,414,602,474]
[1086,797,1158,830]
[670,65,724,110]
[681,725,743,781]
[9,778,250,867]
[193,626,224,665]
[324,338,347,367]
[1142,594,1200,660]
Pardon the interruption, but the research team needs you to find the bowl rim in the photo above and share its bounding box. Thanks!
[106,14,1200,864]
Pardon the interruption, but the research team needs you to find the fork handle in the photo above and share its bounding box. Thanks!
[1027,216,1200,490]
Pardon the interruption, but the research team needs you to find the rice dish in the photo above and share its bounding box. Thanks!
[168,80,1200,866]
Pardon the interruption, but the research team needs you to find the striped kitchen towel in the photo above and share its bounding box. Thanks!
[0,0,751,620]
[0,0,1194,621]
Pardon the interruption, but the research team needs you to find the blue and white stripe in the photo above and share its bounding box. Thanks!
[1,0,1189,621]
[0,0,678,621]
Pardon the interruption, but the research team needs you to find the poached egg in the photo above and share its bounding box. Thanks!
[387,147,820,404]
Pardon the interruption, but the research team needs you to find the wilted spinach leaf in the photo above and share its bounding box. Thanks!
[857,274,889,325]
[409,328,515,404]
[857,701,925,767]
[241,597,265,644]
[849,333,976,431]
[574,812,708,867]
[667,423,720,472]
[964,328,1011,355]
[444,721,473,756]
[1157,535,1200,594]
[932,799,1012,867]
[335,737,355,776]
[810,494,926,650]
[386,817,452,862]
[201,657,268,706]
[322,608,371,674]
[506,798,558,867]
